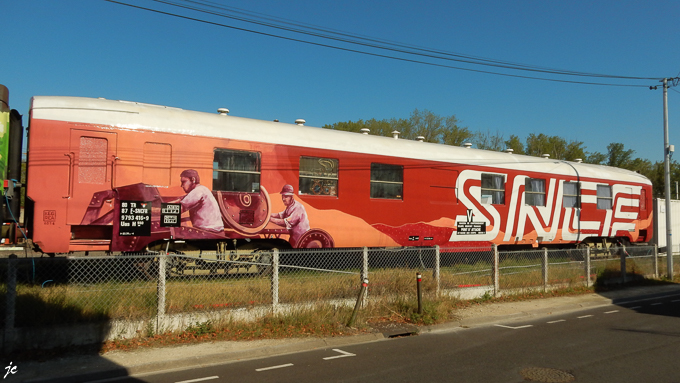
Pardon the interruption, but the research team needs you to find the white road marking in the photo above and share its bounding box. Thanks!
[671,299,680,303]
[577,315,593,319]
[651,303,663,306]
[256,363,294,372]
[176,377,219,383]
[628,306,641,310]
[495,324,533,329]
[547,319,566,324]
[323,349,356,360]
[604,310,619,314]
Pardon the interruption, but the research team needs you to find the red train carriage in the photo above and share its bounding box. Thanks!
[25,96,652,255]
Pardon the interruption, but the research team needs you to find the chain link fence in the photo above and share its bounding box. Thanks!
[0,244,662,332]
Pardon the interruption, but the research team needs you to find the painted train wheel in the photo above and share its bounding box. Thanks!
[217,185,272,236]
[295,229,335,249]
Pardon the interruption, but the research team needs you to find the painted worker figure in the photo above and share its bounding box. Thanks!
[270,184,310,247]
[177,169,224,233]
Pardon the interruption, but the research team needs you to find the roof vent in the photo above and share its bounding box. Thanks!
[273,119,279,122]
[575,158,583,163]
[295,119,306,126]
[505,148,514,154]
[217,108,229,115]
[417,136,425,142]
[463,143,472,149]
[542,154,550,158]
[392,130,400,139]
[360,128,370,135]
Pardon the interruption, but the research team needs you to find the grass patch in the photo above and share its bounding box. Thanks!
[101,304,362,353]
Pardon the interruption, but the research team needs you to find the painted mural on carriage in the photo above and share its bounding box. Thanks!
[21,95,651,255]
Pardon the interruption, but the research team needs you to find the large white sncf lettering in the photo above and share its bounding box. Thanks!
[448,170,501,241]
[504,175,560,242]
[449,170,641,243]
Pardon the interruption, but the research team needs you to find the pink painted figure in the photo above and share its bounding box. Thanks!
[270,184,310,247]
[178,169,225,233]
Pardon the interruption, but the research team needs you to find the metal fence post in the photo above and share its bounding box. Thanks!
[4,254,17,353]
[362,247,369,304]
[272,249,279,312]
[157,253,166,319]
[542,247,548,291]
[434,245,441,297]
[654,244,659,278]
[620,245,627,284]
[416,272,423,315]
[585,247,591,287]
[493,244,499,297]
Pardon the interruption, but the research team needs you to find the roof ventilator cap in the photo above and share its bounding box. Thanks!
[463,143,472,149]
[417,136,425,142]
[217,108,229,116]
[505,148,514,154]
[542,154,550,158]
[360,128,370,135]
[575,158,583,163]
[392,130,400,139]
[295,119,306,126]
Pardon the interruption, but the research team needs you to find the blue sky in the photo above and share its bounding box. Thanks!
[4,0,679,162]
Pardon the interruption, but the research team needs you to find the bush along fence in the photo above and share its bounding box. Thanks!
[0,244,670,352]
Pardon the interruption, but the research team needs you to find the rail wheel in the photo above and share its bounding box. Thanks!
[236,242,276,276]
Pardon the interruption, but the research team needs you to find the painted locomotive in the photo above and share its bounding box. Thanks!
[23,96,652,256]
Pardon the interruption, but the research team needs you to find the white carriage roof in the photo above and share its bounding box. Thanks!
[31,96,651,185]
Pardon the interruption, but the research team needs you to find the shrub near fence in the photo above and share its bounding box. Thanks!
[0,244,661,332]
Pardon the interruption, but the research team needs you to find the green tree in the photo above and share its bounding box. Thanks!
[585,151,607,165]
[525,133,569,159]
[547,136,568,159]
[322,109,468,145]
[628,157,653,175]
[364,118,395,137]
[525,133,550,157]
[322,120,368,133]
[564,140,587,162]
[504,135,525,154]
[408,108,445,142]
[442,115,472,146]
[473,130,504,151]
[606,142,635,168]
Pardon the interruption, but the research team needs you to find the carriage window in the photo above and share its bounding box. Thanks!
[370,163,403,200]
[481,174,505,205]
[525,178,546,206]
[563,181,580,208]
[79,137,107,184]
[299,157,338,196]
[597,184,613,210]
[213,149,261,192]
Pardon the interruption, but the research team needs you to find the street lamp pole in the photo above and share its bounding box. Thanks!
[663,78,673,278]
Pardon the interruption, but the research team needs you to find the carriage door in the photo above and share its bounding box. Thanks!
[66,130,118,224]
[624,186,638,218]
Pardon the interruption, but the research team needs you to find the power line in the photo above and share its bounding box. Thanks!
[104,0,661,87]
[157,0,653,80]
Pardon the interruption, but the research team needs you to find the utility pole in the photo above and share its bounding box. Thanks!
[662,78,673,278]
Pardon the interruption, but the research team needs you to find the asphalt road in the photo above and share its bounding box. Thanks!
[99,292,680,383]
